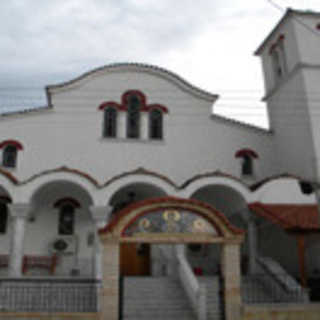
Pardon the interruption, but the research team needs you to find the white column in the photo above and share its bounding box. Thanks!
[141,112,149,140]
[90,205,112,280]
[118,112,126,139]
[248,217,258,275]
[8,204,30,277]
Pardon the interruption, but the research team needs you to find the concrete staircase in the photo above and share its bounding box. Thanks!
[123,276,196,320]
[199,276,223,320]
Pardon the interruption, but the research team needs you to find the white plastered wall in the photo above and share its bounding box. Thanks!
[0,68,276,194]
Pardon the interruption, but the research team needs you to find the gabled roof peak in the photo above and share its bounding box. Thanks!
[46,62,218,103]
[255,8,320,56]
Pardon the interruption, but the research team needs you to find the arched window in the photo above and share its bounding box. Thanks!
[58,204,75,235]
[103,108,117,138]
[127,95,141,138]
[149,109,163,140]
[242,155,253,176]
[2,145,17,168]
[235,148,258,177]
[0,202,8,233]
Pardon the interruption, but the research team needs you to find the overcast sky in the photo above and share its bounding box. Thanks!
[1,0,320,128]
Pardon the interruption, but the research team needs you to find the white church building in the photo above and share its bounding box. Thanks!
[0,8,320,320]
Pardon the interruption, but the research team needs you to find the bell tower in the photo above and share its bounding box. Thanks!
[255,9,320,182]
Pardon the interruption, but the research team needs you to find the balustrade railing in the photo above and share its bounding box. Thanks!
[0,278,100,312]
[176,246,206,320]
[242,274,309,304]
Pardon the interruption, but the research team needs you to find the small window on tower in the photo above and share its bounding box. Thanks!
[270,34,287,83]
[271,50,283,79]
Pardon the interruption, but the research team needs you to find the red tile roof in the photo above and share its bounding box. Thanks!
[249,202,320,231]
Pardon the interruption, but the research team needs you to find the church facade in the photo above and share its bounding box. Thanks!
[0,8,320,320]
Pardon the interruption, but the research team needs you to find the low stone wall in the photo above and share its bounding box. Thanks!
[0,312,98,319]
[243,303,320,320]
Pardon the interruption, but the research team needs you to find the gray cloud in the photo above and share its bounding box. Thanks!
[1,0,319,127]
[0,0,222,78]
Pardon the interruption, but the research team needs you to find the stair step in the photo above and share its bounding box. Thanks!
[198,276,223,320]
[123,276,195,320]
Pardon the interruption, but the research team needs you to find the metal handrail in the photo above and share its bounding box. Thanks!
[0,278,100,312]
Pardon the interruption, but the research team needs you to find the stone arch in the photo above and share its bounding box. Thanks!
[30,179,94,209]
[181,175,252,202]
[21,179,96,277]
[253,176,316,204]
[97,173,176,206]
[19,170,97,204]
[98,196,244,320]
[100,197,244,241]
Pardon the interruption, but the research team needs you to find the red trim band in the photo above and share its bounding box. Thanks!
[98,90,169,113]
[0,140,24,150]
[235,148,259,159]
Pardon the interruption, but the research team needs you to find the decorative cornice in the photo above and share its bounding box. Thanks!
[102,167,177,188]
[46,63,218,103]
[180,170,249,190]
[20,166,99,187]
[0,106,52,119]
[0,166,312,193]
[249,173,305,191]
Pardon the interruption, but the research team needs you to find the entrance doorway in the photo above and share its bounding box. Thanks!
[120,243,150,276]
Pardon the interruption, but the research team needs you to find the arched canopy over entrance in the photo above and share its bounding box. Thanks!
[98,197,244,320]
[99,197,244,243]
